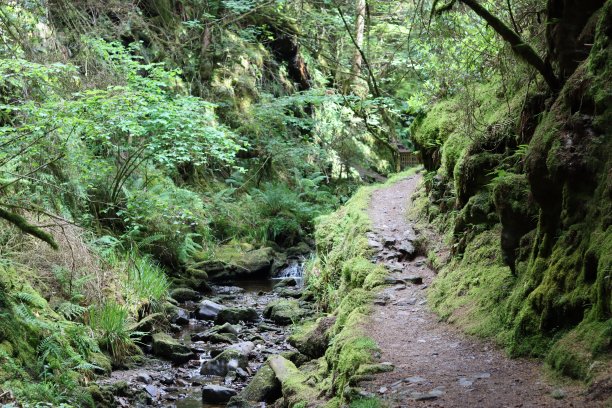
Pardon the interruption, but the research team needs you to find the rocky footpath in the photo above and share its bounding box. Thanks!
[96,246,314,407]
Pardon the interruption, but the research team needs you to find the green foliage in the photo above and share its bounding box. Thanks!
[118,174,210,266]
[87,302,143,364]
[69,40,244,169]
[124,253,170,313]
[0,266,102,406]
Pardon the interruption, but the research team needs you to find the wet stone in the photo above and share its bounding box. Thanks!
[202,384,237,404]
[459,377,473,387]
[144,384,160,398]
[196,300,225,320]
[402,275,423,284]
[136,372,152,384]
[404,376,426,384]
[215,307,259,324]
[172,308,190,325]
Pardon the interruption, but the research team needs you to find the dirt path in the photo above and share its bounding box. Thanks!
[362,174,595,408]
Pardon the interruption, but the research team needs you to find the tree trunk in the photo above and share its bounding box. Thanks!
[350,0,366,80]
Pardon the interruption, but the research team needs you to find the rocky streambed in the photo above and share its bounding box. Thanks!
[97,257,312,408]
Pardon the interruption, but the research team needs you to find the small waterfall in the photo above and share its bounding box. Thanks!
[274,258,305,282]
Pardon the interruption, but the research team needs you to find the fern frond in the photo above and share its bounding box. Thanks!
[12,291,46,308]
[56,302,87,320]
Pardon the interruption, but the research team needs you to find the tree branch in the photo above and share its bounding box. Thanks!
[0,207,58,249]
[457,0,559,90]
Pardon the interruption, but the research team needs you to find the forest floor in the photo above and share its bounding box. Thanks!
[361,174,597,408]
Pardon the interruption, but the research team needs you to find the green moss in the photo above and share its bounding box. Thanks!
[349,397,383,408]
[269,356,320,406]
[441,133,471,179]
[429,227,515,343]
[546,320,611,380]
[422,11,612,381]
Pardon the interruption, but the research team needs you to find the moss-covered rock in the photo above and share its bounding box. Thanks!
[492,173,538,271]
[200,342,254,376]
[288,316,335,359]
[240,363,281,403]
[268,355,321,407]
[263,299,306,325]
[215,307,259,324]
[129,312,166,334]
[197,245,278,279]
[151,333,195,364]
[169,287,201,302]
[455,152,503,206]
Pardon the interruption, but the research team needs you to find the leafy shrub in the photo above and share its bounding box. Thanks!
[119,174,211,267]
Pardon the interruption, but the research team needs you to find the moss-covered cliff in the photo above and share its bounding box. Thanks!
[414,0,611,385]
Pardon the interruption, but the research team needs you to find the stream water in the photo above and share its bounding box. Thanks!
[98,260,306,408]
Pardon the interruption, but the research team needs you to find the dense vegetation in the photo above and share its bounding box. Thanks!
[0,0,609,406]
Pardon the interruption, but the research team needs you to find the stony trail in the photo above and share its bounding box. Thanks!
[362,174,595,408]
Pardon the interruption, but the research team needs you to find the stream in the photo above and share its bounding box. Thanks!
[98,258,307,408]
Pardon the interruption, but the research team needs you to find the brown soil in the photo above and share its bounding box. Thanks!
[362,174,599,408]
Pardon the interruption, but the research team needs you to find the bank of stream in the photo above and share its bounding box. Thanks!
[97,257,309,407]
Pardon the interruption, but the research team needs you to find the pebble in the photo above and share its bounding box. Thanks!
[144,384,160,399]
[475,372,491,379]
[404,376,426,383]
[379,386,388,394]
[551,389,566,400]
[136,373,152,384]
[459,377,473,387]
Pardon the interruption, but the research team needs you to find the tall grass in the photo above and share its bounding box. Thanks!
[87,302,141,363]
[125,253,170,313]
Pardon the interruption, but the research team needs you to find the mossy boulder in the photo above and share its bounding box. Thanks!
[215,307,259,324]
[198,245,278,279]
[191,322,240,343]
[151,333,195,364]
[286,242,311,257]
[130,312,166,335]
[87,384,114,407]
[263,299,305,325]
[268,355,321,407]
[200,342,254,376]
[240,363,281,403]
[89,352,112,376]
[492,173,538,271]
[288,316,335,359]
[169,287,201,302]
